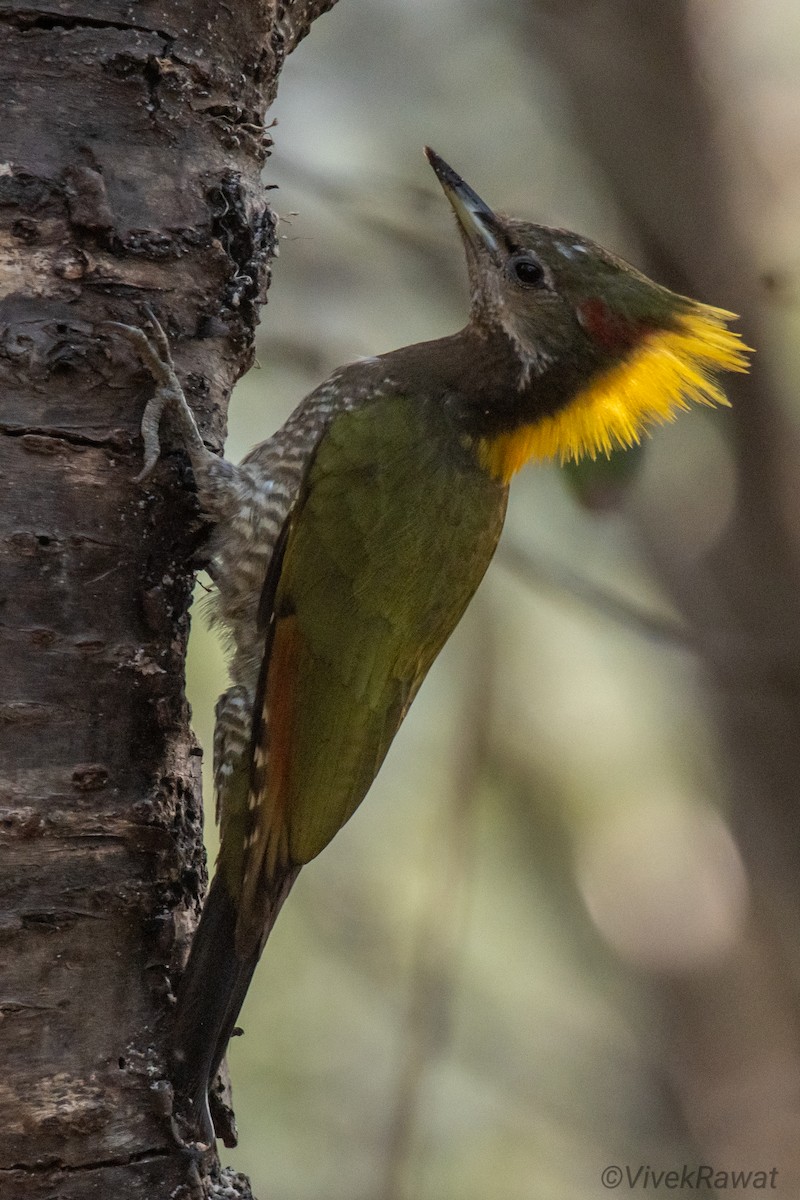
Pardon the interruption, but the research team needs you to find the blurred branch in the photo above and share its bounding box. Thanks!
[522,0,800,896]
[525,0,798,535]
[501,540,800,672]
[380,603,494,1200]
[274,155,467,286]
[523,0,800,1183]
[498,540,692,647]
[523,0,800,882]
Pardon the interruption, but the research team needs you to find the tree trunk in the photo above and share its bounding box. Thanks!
[0,2,336,1196]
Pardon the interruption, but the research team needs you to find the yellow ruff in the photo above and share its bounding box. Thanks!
[477,304,752,483]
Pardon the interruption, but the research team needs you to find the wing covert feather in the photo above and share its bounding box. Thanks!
[244,392,506,885]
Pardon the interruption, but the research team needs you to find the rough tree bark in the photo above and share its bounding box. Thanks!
[0,2,335,1197]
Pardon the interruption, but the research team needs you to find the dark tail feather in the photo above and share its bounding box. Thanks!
[170,869,299,1145]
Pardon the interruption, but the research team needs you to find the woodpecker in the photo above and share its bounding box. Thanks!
[113,149,749,1146]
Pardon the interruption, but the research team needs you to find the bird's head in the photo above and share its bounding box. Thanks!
[425,148,751,479]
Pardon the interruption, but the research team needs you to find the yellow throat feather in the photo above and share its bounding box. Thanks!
[477,303,752,484]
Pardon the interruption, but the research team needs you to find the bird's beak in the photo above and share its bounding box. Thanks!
[425,147,501,259]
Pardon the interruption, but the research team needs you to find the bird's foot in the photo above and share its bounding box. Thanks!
[104,308,209,482]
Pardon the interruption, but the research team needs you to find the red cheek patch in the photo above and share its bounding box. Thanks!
[577,297,648,354]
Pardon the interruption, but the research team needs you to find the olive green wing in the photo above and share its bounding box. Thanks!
[236,392,506,940]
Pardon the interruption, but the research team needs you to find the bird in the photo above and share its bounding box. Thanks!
[112,148,750,1146]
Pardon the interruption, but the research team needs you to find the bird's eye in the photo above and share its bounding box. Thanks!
[509,255,546,288]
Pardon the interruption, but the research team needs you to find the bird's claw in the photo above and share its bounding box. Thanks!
[104,310,205,483]
[134,390,168,482]
[104,315,175,382]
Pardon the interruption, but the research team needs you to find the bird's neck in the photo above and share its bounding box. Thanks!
[375,325,548,484]
[382,324,535,418]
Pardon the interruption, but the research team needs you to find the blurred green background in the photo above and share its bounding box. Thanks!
[187,2,800,1196]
